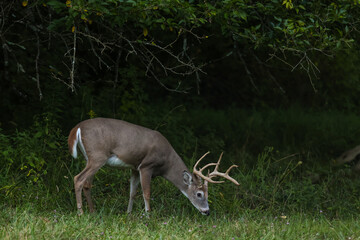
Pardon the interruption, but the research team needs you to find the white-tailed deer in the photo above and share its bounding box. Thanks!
[68,118,239,216]
[335,145,360,172]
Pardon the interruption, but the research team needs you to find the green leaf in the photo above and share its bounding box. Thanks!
[274,16,282,22]
[238,11,247,21]
[47,0,65,13]
[47,17,68,31]
[34,132,42,138]
[48,143,57,149]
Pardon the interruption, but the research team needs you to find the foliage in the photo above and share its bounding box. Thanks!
[1,0,360,237]
[0,113,66,199]
[1,0,360,104]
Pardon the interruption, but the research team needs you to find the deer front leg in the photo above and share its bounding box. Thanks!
[139,168,152,212]
[127,170,140,213]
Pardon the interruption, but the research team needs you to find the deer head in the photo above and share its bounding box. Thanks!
[182,151,239,215]
[182,170,210,215]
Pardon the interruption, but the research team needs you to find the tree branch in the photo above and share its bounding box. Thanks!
[70,24,76,92]
[35,32,42,100]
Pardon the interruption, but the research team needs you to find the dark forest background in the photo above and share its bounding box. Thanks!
[2,0,360,216]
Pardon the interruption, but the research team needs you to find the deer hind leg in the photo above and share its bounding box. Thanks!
[83,176,95,213]
[127,170,140,214]
[352,159,360,172]
[74,159,104,215]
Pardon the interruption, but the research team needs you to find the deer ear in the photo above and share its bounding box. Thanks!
[183,171,193,186]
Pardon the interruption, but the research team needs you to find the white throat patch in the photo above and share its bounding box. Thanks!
[181,190,189,198]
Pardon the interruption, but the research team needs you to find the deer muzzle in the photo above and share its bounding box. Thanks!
[199,207,210,216]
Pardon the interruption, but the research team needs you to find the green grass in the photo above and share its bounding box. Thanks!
[2,107,360,239]
[1,205,360,239]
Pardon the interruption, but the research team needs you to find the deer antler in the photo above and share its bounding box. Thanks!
[193,152,240,185]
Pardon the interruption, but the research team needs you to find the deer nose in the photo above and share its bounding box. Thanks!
[204,209,210,216]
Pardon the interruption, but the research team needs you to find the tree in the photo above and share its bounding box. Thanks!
[1,0,360,100]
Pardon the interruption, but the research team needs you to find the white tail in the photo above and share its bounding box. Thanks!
[68,128,87,160]
[68,118,239,215]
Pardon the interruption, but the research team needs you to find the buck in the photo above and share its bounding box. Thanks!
[68,118,239,216]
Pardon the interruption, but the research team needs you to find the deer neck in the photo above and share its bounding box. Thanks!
[162,153,189,193]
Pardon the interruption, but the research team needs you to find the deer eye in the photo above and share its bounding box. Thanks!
[196,192,203,198]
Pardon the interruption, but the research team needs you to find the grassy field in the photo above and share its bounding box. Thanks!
[2,108,360,239]
[1,204,360,240]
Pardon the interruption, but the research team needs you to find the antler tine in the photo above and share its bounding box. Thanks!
[193,151,210,172]
[201,163,225,184]
[199,163,217,172]
[213,152,223,172]
[193,152,239,185]
[198,152,224,175]
[193,151,224,184]
[193,170,225,184]
[208,162,240,185]
[225,164,238,175]
[209,171,240,185]
[211,152,240,185]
